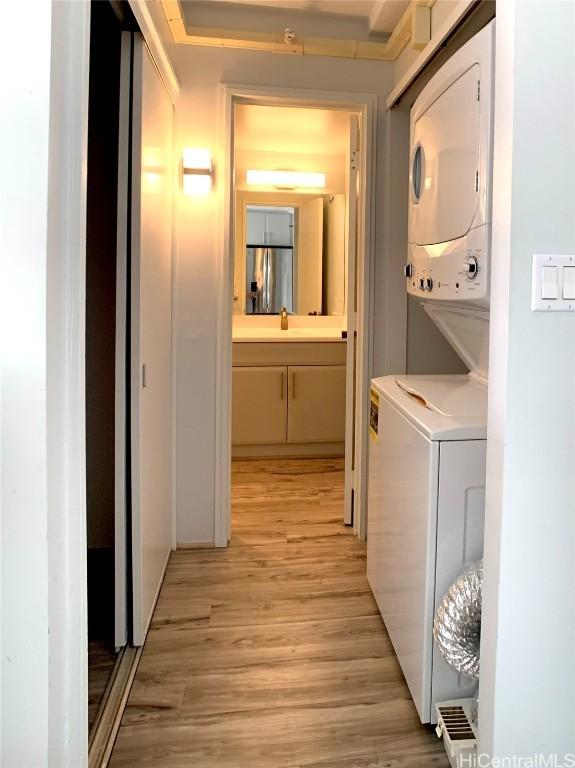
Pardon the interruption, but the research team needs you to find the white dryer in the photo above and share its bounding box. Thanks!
[407,20,494,308]
[367,19,495,724]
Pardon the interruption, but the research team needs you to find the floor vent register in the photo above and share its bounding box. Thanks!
[435,699,478,768]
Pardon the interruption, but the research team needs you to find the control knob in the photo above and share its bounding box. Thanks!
[418,277,433,292]
[464,257,479,279]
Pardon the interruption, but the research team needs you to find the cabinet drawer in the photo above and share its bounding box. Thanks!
[287,365,346,444]
[232,366,287,445]
[232,342,346,367]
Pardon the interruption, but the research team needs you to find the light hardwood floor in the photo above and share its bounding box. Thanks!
[109,458,448,768]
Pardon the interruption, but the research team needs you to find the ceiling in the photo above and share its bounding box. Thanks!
[207,1,377,17]
[234,104,351,156]
[181,0,411,38]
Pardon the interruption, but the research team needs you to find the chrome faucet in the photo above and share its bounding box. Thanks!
[280,307,289,331]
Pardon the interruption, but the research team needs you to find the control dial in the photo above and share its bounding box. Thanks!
[464,256,479,279]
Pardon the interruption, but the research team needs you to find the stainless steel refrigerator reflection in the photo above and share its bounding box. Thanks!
[246,247,294,314]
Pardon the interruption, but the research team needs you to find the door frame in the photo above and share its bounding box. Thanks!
[344,115,359,525]
[215,84,377,546]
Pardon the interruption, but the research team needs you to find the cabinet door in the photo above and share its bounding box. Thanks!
[287,365,346,443]
[246,210,266,244]
[232,366,287,444]
[266,211,293,245]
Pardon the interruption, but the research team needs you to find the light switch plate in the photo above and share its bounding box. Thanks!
[531,254,575,311]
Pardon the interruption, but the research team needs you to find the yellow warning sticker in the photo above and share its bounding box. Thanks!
[369,388,379,441]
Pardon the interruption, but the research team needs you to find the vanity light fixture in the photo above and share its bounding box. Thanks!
[246,169,326,190]
[182,148,213,195]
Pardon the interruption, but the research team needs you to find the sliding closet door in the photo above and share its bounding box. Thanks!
[130,36,174,645]
[112,32,132,651]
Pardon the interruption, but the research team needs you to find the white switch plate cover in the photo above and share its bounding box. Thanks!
[531,254,575,311]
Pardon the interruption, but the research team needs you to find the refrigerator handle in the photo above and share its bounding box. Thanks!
[264,248,270,313]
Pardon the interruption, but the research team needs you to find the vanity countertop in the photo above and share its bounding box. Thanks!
[232,327,346,343]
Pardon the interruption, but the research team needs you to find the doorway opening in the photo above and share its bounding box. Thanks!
[217,90,376,546]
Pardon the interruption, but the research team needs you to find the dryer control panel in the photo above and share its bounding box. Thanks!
[406,225,490,308]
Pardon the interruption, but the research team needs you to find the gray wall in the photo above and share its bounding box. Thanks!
[406,297,468,375]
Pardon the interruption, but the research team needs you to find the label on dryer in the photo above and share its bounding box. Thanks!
[370,388,379,441]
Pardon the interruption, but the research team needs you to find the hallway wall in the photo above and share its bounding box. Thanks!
[480,0,575,757]
[155,27,397,543]
[1,2,91,765]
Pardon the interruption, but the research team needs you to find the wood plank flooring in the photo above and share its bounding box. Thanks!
[109,458,448,768]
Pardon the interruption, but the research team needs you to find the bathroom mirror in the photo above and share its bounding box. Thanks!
[234,192,347,316]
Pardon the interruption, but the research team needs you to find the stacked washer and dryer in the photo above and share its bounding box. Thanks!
[367,20,494,725]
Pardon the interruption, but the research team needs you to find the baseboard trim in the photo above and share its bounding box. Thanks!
[176,541,216,550]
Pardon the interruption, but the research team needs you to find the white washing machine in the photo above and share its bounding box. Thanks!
[367,20,495,724]
[367,313,488,724]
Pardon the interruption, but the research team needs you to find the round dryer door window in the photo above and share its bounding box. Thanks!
[410,143,425,204]
[410,64,481,247]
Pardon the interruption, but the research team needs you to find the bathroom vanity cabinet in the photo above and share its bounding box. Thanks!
[232,342,346,456]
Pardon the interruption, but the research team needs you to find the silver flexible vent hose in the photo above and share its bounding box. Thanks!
[433,560,483,680]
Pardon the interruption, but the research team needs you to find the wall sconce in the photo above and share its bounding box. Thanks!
[182,148,213,195]
[246,169,326,190]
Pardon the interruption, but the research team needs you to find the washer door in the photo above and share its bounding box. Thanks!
[410,64,480,246]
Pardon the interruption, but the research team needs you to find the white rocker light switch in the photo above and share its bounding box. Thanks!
[562,266,575,300]
[532,254,575,312]
[541,266,558,299]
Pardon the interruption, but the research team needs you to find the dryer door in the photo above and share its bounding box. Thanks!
[410,64,480,246]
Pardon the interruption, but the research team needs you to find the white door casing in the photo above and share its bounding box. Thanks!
[130,36,174,645]
[216,85,376,548]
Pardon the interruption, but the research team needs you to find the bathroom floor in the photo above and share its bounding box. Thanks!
[109,458,448,768]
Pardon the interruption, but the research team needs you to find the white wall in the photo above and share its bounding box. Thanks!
[1,4,52,760]
[480,0,575,759]
[1,1,90,766]
[154,27,397,543]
